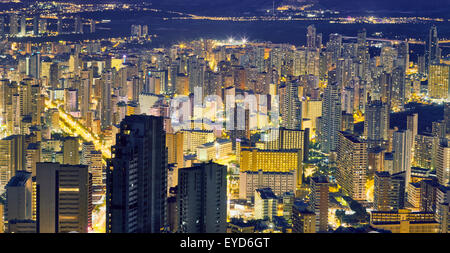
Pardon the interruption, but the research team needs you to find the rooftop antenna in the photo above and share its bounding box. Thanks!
[273,0,275,17]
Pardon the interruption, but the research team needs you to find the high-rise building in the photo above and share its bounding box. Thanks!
[336,131,367,201]
[436,141,450,187]
[239,148,302,199]
[263,127,309,160]
[392,130,412,184]
[426,25,440,74]
[106,115,167,233]
[0,135,26,194]
[177,162,227,233]
[254,188,278,221]
[420,178,439,213]
[9,13,19,35]
[374,171,405,211]
[89,19,95,33]
[281,80,302,130]
[81,142,103,188]
[320,81,341,154]
[292,203,316,233]
[19,15,26,36]
[0,16,4,37]
[432,120,446,140]
[74,15,83,34]
[310,177,329,232]
[63,137,79,165]
[428,64,450,100]
[390,66,406,110]
[38,18,47,34]
[56,16,62,34]
[306,25,316,49]
[101,70,113,129]
[32,15,39,35]
[26,142,40,176]
[36,162,90,233]
[407,113,419,150]
[445,103,450,136]
[166,132,184,168]
[5,171,32,222]
[414,133,438,170]
[364,100,389,149]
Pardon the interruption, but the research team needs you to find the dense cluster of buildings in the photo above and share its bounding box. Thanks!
[0,7,448,234]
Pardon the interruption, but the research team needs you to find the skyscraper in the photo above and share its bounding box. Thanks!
[336,131,367,201]
[36,162,90,233]
[63,137,79,165]
[106,115,167,233]
[254,188,278,221]
[436,141,450,187]
[292,203,316,233]
[364,100,389,149]
[9,13,19,35]
[89,19,95,33]
[101,70,113,129]
[426,25,440,74]
[392,130,412,183]
[428,64,450,100]
[177,162,227,233]
[19,15,26,36]
[0,16,5,37]
[74,15,83,34]
[310,176,329,232]
[0,135,26,194]
[33,15,39,36]
[306,25,316,49]
[407,113,419,149]
[445,103,450,136]
[281,79,302,130]
[320,81,341,154]
[374,171,405,211]
[5,171,32,222]
[56,16,62,34]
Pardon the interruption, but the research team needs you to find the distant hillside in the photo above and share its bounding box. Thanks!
[147,0,276,15]
[317,0,450,12]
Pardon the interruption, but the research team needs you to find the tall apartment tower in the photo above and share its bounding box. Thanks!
[0,135,26,194]
[436,141,450,187]
[392,130,412,184]
[374,171,405,211]
[445,103,450,136]
[9,14,19,35]
[310,176,329,232]
[74,15,83,34]
[364,100,389,149]
[428,64,450,100]
[5,171,32,222]
[19,15,26,36]
[320,81,341,154]
[407,113,419,149]
[281,80,302,130]
[306,25,316,49]
[106,115,167,233]
[101,70,113,129]
[36,162,90,233]
[63,137,79,165]
[177,162,227,233]
[0,16,5,37]
[336,131,367,201]
[56,16,62,34]
[426,25,440,74]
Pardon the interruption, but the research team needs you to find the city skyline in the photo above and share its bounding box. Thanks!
[0,1,448,246]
